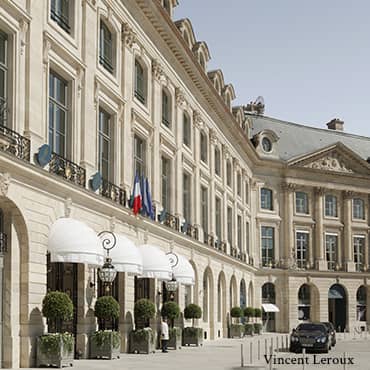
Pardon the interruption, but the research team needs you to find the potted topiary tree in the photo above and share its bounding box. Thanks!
[253,308,262,334]
[161,301,181,350]
[90,296,120,359]
[182,304,203,346]
[230,306,244,338]
[37,291,74,368]
[130,299,156,354]
[244,307,255,335]
[244,307,255,322]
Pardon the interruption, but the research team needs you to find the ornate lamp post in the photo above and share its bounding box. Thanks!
[165,252,179,300]
[98,231,117,295]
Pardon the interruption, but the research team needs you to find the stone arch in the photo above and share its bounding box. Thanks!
[217,271,227,337]
[188,260,199,305]
[229,274,237,310]
[0,196,31,367]
[297,283,320,322]
[356,285,367,323]
[328,283,348,332]
[262,282,276,332]
[202,266,214,339]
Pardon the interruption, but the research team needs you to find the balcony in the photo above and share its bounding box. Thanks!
[100,179,127,207]
[0,232,7,254]
[181,222,198,240]
[0,101,30,162]
[203,232,215,247]
[215,240,227,253]
[49,152,86,188]
[159,211,179,232]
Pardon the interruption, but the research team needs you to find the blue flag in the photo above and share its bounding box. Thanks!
[145,177,155,220]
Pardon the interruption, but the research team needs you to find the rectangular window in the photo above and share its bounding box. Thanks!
[200,131,207,163]
[183,113,191,147]
[201,186,208,234]
[99,21,113,73]
[162,90,171,127]
[353,198,365,220]
[296,192,309,214]
[354,236,365,272]
[261,188,273,210]
[325,234,337,271]
[0,31,8,127]
[227,206,232,245]
[237,215,242,250]
[237,173,241,196]
[325,194,338,217]
[161,156,171,212]
[215,197,222,240]
[134,135,146,176]
[134,60,145,104]
[245,181,249,205]
[245,221,250,255]
[261,226,274,267]
[215,147,221,176]
[183,172,191,223]
[226,161,232,187]
[296,232,309,268]
[50,0,70,33]
[98,109,113,181]
[49,71,68,157]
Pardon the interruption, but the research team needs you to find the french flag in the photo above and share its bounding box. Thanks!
[132,174,142,215]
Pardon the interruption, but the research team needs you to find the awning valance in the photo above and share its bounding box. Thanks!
[138,244,172,280]
[48,218,104,266]
[262,303,279,313]
[170,254,195,286]
[108,234,143,275]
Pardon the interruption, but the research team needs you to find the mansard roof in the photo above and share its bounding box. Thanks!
[249,114,370,162]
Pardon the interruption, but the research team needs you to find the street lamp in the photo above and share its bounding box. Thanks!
[98,231,117,294]
[165,252,179,299]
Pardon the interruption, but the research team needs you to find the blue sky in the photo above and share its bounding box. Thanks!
[174,1,370,137]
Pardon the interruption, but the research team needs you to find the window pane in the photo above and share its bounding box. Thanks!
[0,32,6,66]
[183,173,191,223]
[261,188,273,210]
[201,187,208,233]
[0,69,5,101]
[162,157,171,211]
[227,207,232,245]
[296,192,308,214]
[261,227,274,267]
[215,198,221,240]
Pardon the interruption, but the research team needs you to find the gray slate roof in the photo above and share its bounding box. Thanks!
[249,115,370,161]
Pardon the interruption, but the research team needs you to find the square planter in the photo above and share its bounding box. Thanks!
[253,323,262,334]
[36,334,74,368]
[244,323,254,336]
[182,327,203,346]
[129,328,156,354]
[90,330,120,359]
[230,323,245,338]
[168,327,182,350]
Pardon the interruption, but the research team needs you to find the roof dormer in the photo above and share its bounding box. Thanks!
[192,41,210,71]
[175,18,196,49]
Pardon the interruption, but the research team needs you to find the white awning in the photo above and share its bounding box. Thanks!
[109,234,143,275]
[171,254,195,286]
[138,244,172,280]
[262,303,279,313]
[48,218,104,266]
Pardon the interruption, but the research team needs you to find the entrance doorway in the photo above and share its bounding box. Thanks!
[328,284,347,332]
[262,282,276,332]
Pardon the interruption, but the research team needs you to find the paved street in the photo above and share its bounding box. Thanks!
[24,332,370,370]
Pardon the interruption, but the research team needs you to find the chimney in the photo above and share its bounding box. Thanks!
[326,118,344,131]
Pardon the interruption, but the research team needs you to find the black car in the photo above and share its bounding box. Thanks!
[290,323,331,353]
[321,322,336,347]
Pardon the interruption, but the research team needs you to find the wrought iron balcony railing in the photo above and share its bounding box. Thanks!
[159,212,179,232]
[0,232,7,254]
[0,101,30,161]
[100,179,127,207]
[49,152,86,188]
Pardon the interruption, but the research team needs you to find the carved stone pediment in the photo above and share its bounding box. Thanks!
[303,152,353,173]
[288,143,370,176]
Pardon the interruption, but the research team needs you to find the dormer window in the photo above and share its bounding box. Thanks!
[262,137,272,153]
[199,53,206,70]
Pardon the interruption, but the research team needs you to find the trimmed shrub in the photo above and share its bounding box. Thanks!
[184,304,202,327]
[94,296,120,330]
[42,291,73,333]
[244,307,255,322]
[134,299,156,329]
[161,301,180,327]
[230,306,243,322]
[254,308,262,318]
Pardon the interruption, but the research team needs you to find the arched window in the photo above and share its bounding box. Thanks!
[183,112,191,147]
[200,131,208,163]
[217,277,221,322]
[161,89,172,128]
[99,20,114,73]
[298,284,311,321]
[226,161,232,187]
[203,273,209,322]
[240,279,246,308]
[134,59,146,104]
[357,286,367,321]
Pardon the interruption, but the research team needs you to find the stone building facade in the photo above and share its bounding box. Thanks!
[0,0,369,367]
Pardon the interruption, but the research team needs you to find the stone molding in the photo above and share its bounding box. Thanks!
[152,59,165,81]
[0,173,10,197]
[303,152,353,173]
[122,22,137,48]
